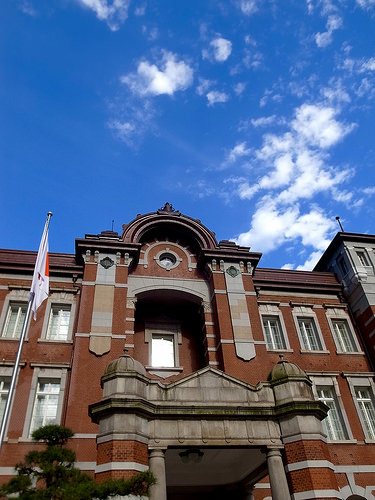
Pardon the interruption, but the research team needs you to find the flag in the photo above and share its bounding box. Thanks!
[30,218,50,319]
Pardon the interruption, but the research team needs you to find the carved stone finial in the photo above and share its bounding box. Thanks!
[158,202,180,215]
[160,202,174,212]
[279,354,284,361]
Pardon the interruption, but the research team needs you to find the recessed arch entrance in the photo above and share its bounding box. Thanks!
[133,288,208,378]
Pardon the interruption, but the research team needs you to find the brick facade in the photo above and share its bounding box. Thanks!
[0,205,374,499]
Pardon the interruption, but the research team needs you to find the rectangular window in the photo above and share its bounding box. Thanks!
[317,386,348,440]
[46,305,71,340]
[356,251,369,267]
[30,379,60,434]
[355,388,375,440]
[298,317,322,351]
[2,303,27,339]
[331,319,358,352]
[262,317,286,350]
[151,334,175,367]
[0,378,10,422]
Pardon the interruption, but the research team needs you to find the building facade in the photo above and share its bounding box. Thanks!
[0,204,374,499]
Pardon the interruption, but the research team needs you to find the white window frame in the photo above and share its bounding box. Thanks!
[325,307,362,354]
[259,304,291,352]
[292,306,327,353]
[356,250,370,267]
[40,293,76,342]
[346,376,375,442]
[0,369,11,426]
[145,322,183,378]
[22,366,67,438]
[0,290,30,340]
[310,375,353,442]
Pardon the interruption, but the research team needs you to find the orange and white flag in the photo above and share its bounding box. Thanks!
[30,218,50,319]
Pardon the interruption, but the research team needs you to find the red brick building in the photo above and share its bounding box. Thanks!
[0,203,374,499]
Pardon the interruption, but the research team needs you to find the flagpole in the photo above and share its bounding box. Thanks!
[0,212,52,452]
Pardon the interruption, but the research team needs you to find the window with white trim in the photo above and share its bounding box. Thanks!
[355,387,375,440]
[331,319,359,353]
[0,377,10,422]
[151,334,175,367]
[297,317,322,351]
[29,378,61,434]
[144,322,183,378]
[40,293,76,342]
[356,251,369,267]
[316,386,348,440]
[2,303,27,339]
[46,305,71,341]
[262,316,286,350]
[22,367,67,438]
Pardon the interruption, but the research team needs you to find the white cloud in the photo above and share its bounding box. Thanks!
[121,51,193,96]
[356,0,375,8]
[251,115,277,127]
[226,142,251,163]
[234,82,246,95]
[206,90,229,105]
[360,58,375,72]
[196,78,212,96]
[19,1,36,16]
[108,120,136,143]
[227,102,355,264]
[134,4,146,15]
[315,15,342,48]
[203,37,232,62]
[236,199,335,257]
[296,250,324,270]
[291,104,354,148]
[141,25,158,41]
[320,79,351,104]
[238,0,258,15]
[78,0,130,31]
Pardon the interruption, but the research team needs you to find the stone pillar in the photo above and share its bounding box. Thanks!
[149,449,167,500]
[266,448,290,500]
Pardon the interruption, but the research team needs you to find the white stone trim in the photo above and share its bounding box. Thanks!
[335,464,375,473]
[254,482,271,489]
[95,462,148,473]
[292,490,341,499]
[282,433,327,444]
[72,434,97,439]
[75,461,96,470]
[0,467,16,475]
[141,241,193,271]
[285,459,334,472]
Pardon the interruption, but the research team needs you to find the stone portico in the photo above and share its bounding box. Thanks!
[89,354,334,500]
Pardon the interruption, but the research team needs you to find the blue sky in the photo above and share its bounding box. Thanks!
[1,0,374,270]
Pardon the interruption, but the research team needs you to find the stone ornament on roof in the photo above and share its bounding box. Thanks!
[157,202,181,215]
